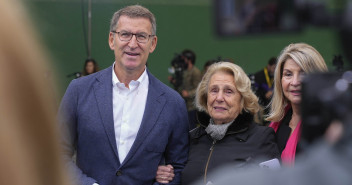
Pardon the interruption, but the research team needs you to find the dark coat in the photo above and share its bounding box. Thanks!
[181,112,280,185]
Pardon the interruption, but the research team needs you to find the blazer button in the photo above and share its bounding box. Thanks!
[116,170,122,176]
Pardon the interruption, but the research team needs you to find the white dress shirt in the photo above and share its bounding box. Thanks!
[112,65,149,163]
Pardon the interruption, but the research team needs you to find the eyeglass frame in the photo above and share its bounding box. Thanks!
[111,30,155,43]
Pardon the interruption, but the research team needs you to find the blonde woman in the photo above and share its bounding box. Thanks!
[0,0,71,185]
[266,43,328,166]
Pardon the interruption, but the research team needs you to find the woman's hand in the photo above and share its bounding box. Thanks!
[155,164,175,184]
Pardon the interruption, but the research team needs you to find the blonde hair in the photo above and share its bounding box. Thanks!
[266,43,328,122]
[0,1,70,185]
[195,62,260,116]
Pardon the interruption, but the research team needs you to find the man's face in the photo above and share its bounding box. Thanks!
[183,57,190,68]
[109,15,157,74]
[268,64,276,76]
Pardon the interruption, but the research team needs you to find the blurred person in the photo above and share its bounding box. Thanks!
[253,57,277,125]
[168,53,186,91]
[0,1,71,185]
[58,5,189,185]
[156,62,280,185]
[266,43,328,166]
[222,57,235,63]
[179,49,202,129]
[202,59,217,76]
[82,58,99,76]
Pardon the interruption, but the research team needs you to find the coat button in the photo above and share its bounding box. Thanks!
[116,170,122,176]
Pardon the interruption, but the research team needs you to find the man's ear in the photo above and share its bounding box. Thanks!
[108,32,115,50]
[149,36,158,53]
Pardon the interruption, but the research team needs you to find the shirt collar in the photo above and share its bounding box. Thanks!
[112,62,149,90]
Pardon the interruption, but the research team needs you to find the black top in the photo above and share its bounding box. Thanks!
[181,112,280,185]
[275,108,301,155]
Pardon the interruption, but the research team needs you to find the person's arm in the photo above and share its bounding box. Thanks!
[164,99,189,184]
[58,80,97,185]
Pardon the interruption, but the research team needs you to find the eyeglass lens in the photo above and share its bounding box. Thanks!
[118,31,150,43]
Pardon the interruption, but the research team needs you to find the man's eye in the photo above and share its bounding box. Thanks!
[121,32,131,37]
[137,34,147,39]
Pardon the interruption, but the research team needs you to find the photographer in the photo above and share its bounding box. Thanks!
[179,49,202,129]
[252,57,277,125]
[168,54,186,91]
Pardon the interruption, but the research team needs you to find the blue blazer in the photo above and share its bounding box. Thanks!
[58,66,189,185]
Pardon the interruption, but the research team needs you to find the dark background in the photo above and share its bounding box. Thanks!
[26,0,343,98]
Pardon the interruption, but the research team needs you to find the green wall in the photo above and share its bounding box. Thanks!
[27,0,341,98]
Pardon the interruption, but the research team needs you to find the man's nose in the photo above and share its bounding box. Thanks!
[128,35,138,48]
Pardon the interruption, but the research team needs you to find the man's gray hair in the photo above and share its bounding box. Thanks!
[110,5,156,35]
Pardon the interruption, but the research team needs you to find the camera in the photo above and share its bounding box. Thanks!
[66,72,82,79]
[301,71,352,146]
[168,53,186,90]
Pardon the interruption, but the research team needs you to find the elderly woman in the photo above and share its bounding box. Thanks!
[156,62,280,185]
[266,43,328,166]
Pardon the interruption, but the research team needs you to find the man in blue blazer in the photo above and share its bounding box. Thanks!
[58,5,189,185]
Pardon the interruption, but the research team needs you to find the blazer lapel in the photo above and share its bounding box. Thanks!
[121,72,166,165]
[93,66,120,163]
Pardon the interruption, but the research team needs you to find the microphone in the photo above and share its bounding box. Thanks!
[66,72,82,78]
